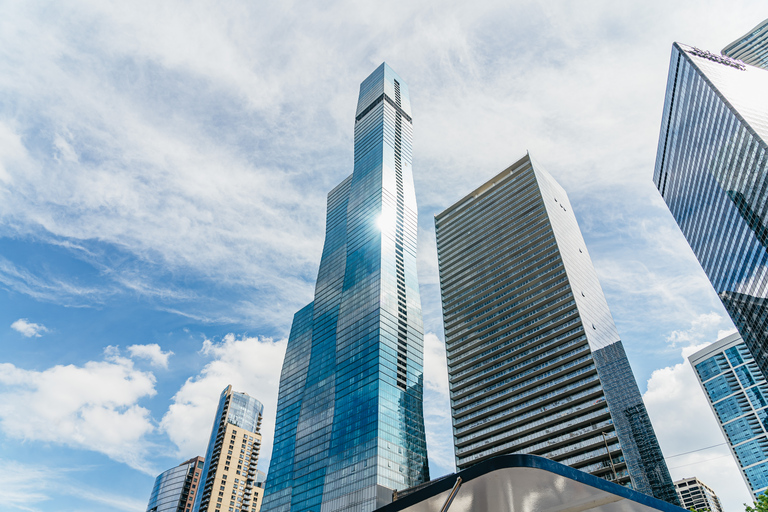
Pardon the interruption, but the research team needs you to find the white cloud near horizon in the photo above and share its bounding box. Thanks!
[127,343,174,369]
[0,458,146,512]
[0,347,157,474]
[11,318,48,338]
[160,334,286,470]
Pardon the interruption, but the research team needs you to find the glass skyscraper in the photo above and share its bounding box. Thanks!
[653,42,768,377]
[434,154,678,503]
[147,456,205,512]
[690,333,768,497]
[722,18,768,70]
[193,385,264,512]
[261,63,429,512]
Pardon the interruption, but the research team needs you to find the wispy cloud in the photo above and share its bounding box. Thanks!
[10,318,48,338]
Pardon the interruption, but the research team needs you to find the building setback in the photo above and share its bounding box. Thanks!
[673,477,724,512]
[653,41,768,378]
[689,333,768,496]
[261,63,429,512]
[722,18,768,70]
[147,456,205,512]
[193,385,264,512]
[434,154,678,503]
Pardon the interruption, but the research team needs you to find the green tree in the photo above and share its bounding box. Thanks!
[745,493,768,512]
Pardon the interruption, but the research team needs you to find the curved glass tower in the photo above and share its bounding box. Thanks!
[261,63,429,512]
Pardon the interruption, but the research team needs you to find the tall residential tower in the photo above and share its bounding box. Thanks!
[689,333,768,497]
[653,42,768,378]
[193,386,264,512]
[261,63,429,512]
[435,154,678,502]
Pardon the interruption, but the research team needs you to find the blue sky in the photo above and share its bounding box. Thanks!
[0,1,764,511]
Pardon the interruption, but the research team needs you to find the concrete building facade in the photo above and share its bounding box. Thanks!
[435,154,677,503]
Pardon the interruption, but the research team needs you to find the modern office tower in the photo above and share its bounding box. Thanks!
[434,154,678,503]
[674,477,724,512]
[147,456,205,512]
[261,63,429,512]
[690,333,768,497]
[653,41,768,377]
[722,18,768,70]
[193,385,264,512]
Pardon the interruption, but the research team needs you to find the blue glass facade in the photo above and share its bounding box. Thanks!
[722,18,768,71]
[193,386,264,512]
[435,154,678,504]
[147,457,205,512]
[261,63,429,512]
[653,42,768,379]
[690,333,768,496]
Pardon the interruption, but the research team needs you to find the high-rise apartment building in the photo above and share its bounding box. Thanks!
[689,333,768,497]
[434,154,678,503]
[653,42,768,378]
[261,63,429,512]
[722,18,768,70]
[674,477,724,512]
[193,386,264,512]
[147,456,205,512]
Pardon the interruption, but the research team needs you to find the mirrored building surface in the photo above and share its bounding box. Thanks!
[147,456,205,512]
[653,42,768,378]
[261,63,429,512]
[434,154,678,503]
[723,18,768,70]
[690,333,768,497]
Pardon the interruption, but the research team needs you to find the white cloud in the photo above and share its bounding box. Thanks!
[422,332,455,476]
[127,343,174,368]
[10,318,48,338]
[667,312,724,346]
[644,345,752,511]
[0,348,157,473]
[160,334,286,470]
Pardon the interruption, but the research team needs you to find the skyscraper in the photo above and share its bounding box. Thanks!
[434,154,678,502]
[193,385,264,512]
[674,477,724,512]
[261,63,429,512]
[722,18,768,70]
[689,333,768,497]
[147,456,205,512]
[653,42,768,377]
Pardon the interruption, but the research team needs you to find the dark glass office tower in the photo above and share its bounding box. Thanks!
[435,154,678,503]
[653,42,768,377]
[722,18,768,70]
[261,63,429,512]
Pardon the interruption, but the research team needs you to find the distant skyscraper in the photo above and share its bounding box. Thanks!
[434,154,678,503]
[147,456,205,512]
[690,333,768,497]
[261,63,429,512]
[193,386,264,512]
[722,18,768,70]
[653,42,768,378]
[674,477,724,512]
